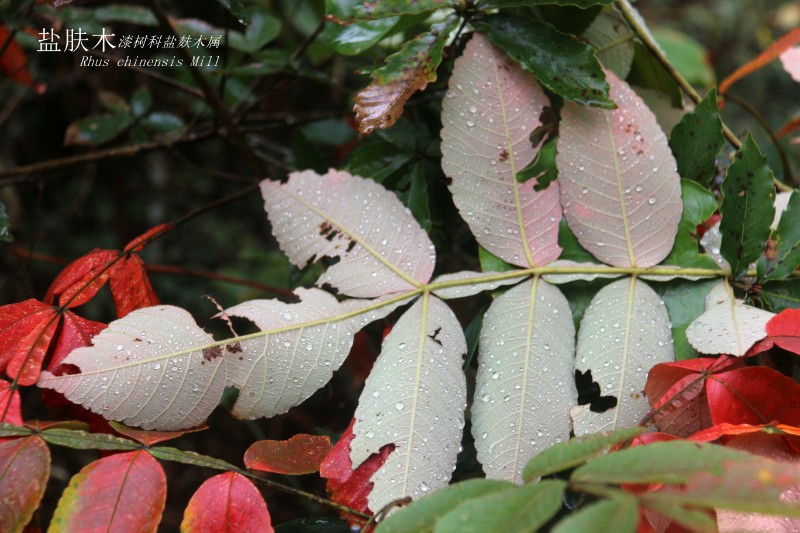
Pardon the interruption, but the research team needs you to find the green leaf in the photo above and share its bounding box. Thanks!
[434,480,566,533]
[660,180,719,269]
[239,9,282,52]
[760,191,800,281]
[38,428,141,451]
[0,201,13,243]
[325,0,451,22]
[558,219,598,264]
[642,459,800,517]
[220,49,291,76]
[325,18,399,56]
[480,0,613,7]
[669,91,724,184]
[215,0,252,24]
[147,446,239,471]
[130,87,152,117]
[94,4,157,25]
[653,28,715,88]
[640,501,716,533]
[407,161,432,232]
[274,517,352,533]
[719,135,776,278]
[522,427,644,482]
[759,278,800,312]
[141,112,184,133]
[63,111,133,146]
[478,246,517,273]
[626,42,682,107]
[572,441,754,484]
[552,496,639,533]
[517,136,558,191]
[653,278,719,360]
[376,479,513,533]
[582,8,635,79]
[473,14,614,109]
[302,118,357,146]
[347,137,413,182]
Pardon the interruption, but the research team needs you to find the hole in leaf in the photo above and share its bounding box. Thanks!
[575,369,618,413]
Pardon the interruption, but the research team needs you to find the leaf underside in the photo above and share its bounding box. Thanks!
[262,169,434,297]
[471,277,577,484]
[557,69,682,268]
[572,277,674,435]
[441,32,562,268]
[351,294,467,512]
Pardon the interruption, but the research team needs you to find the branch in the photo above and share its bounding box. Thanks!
[0,127,216,185]
[148,0,270,176]
[4,244,297,299]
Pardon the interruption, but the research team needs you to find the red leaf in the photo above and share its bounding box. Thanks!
[109,255,159,317]
[124,223,175,252]
[0,299,61,385]
[48,311,106,373]
[758,308,800,355]
[51,450,166,532]
[689,422,800,443]
[319,419,394,520]
[719,27,800,97]
[0,379,23,425]
[181,472,273,533]
[109,421,207,446]
[645,356,742,437]
[244,434,332,475]
[45,249,117,308]
[707,366,800,451]
[0,436,50,533]
[0,25,37,90]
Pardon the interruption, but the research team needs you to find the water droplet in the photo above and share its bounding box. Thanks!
[116,345,123,351]
[153,363,161,370]
[466,120,475,127]
[282,312,292,321]
[491,372,500,380]
[398,343,406,350]
[469,105,477,114]
[395,402,404,410]
[648,197,656,205]
[481,393,490,402]
[420,482,430,492]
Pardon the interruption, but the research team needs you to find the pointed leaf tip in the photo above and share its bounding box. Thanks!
[181,472,273,533]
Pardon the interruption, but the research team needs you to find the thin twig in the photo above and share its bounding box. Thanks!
[4,244,297,298]
[149,0,270,176]
[0,127,216,185]
[725,93,794,185]
[614,0,792,192]
[88,49,205,99]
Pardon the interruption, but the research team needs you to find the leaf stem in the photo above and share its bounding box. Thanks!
[0,423,371,520]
